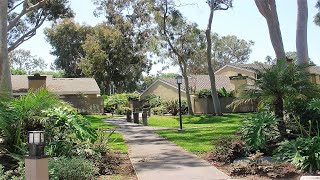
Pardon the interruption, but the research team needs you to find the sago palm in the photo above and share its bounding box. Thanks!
[232,60,320,138]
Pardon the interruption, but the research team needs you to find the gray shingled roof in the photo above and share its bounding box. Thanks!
[234,63,320,74]
[160,75,235,92]
[12,75,101,95]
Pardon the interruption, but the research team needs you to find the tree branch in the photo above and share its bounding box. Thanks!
[7,0,47,31]
[8,15,47,52]
[8,0,24,13]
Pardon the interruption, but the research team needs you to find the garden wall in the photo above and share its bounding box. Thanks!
[192,97,257,114]
[60,95,104,114]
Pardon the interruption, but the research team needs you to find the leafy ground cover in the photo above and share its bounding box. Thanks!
[148,113,253,155]
[85,115,137,180]
[85,115,128,153]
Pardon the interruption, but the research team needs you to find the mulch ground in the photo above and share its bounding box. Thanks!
[98,152,137,180]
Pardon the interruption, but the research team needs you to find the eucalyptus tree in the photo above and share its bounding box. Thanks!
[315,0,320,26]
[0,0,11,96]
[7,0,73,52]
[296,0,309,65]
[206,0,233,115]
[9,49,47,74]
[45,19,91,77]
[255,0,286,61]
[1,0,73,96]
[153,1,208,115]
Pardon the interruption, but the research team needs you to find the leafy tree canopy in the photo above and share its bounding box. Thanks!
[315,0,320,26]
[9,49,47,74]
[7,0,73,52]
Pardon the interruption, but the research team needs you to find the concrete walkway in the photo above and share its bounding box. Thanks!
[105,118,231,180]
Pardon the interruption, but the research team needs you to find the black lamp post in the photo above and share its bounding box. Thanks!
[176,75,183,131]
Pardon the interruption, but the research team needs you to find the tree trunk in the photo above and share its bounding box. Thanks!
[296,0,309,65]
[0,0,12,97]
[255,0,286,60]
[273,94,286,138]
[179,59,194,115]
[206,8,222,116]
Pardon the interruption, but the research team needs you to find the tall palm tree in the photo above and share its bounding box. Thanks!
[231,60,320,138]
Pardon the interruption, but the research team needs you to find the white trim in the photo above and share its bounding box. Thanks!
[214,64,256,75]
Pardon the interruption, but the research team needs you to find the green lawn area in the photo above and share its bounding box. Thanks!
[84,115,128,153]
[148,113,252,129]
[149,113,253,155]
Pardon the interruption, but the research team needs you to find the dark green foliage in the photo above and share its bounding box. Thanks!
[315,0,320,26]
[45,19,90,78]
[151,106,166,115]
[49,157,98,180]
[43,106,97,157]
[0,162,24,180]
[232,60,320,137]
[163,100,188,116]
[0,88,60,154]
[8,0,73,52]
[273,136,320,173]
[208,136,247,164]
[241,112,279,151]
[197,89,212,98]
[197,88,233,98]
[142,94,162,108]
[103,93,139,113]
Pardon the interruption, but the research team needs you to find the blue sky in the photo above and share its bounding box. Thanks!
[19,0,320,74]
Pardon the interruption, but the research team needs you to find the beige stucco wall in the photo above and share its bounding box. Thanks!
[28,79,46,90]
[192,96,257,114]
[216,66,256,79]
[140,80,187,101]
[60,94,104,114]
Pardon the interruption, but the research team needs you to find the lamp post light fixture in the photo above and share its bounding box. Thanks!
[28,131,45,157]
[176,75,183,131]
[25,131,49,180]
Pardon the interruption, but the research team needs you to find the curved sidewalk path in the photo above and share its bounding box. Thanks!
[105,118,231,180]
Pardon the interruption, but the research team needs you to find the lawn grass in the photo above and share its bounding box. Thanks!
[84,115,128,153]
[150,113,254,155]
[148,113,253,129]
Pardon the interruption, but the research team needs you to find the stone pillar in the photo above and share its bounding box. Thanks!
[142,109,148,126]
[133,111,139,124]
[25,157,49,180]
[126,110,132,122]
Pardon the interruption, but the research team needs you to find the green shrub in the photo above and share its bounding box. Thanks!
[163,100,188,116]
[49,157,98,180]
[103,93,140,113]
[0,88,61,154]
[151,106,166,115]
[241,112,279,151]
[127,93,140,101]
[218,87,234,97]
[197,89,212,98]
[142,94,162,108]
[114,106,131,115]
[0,162,25,180]
[197,88,233,98]
[273,136,320,173]
[43,106,97,157]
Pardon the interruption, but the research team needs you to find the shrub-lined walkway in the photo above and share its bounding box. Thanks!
[105,117,230,180]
